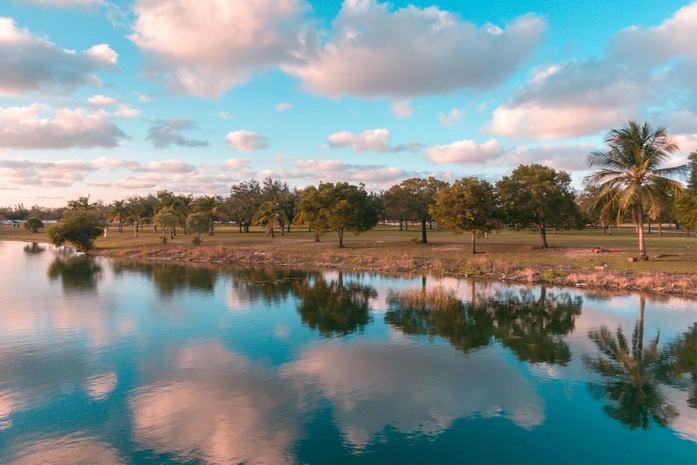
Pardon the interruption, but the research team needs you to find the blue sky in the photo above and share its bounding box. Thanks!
[0,0,695,206]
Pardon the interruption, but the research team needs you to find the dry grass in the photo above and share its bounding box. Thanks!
[388,287,463,312]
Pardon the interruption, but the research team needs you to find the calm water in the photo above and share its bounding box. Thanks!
[0,240,695,465]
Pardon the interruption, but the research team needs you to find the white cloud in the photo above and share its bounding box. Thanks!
[439,108,465,127]
[390,100,413,119]
[92,157,142,170]
[0,103,127,149]
[426,139,503,164]
[293,158,413,187]
[147,118,210,149]
[88,95,141,119]
[275,102,292,111]
[0,158,96,187]
[221,158,251,171]
[485,3,697,140]
[129,0,310,98]
[284,1,545,99]
[136,160,197,174]
[327,128,392,154]
[225,130,268,152]
[218,111,234,119]
[0,18,117,96]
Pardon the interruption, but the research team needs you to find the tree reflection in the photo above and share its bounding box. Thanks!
[583,297,678,430]
[47,255,102,292]
[492,288,581,365]
[230,268,305,305]
[656,322,697,409]
[294,272,377,337]
[111,261,217,295]
[23,242,45,254]
[386,285,581,364]
[385,286,495,353]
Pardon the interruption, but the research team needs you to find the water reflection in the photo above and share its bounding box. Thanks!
[294,272,377,337]
[23,242,45,254]
[584,297,678,430]
[47,255,102,292]
[657,322,697,409]
[129,342,298,465]
[386,285,582,365]
[5,434,125,465]
[113,261,217,295]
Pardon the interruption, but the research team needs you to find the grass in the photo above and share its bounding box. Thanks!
[2,223,695,295]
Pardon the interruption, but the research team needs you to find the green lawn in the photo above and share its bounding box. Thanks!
[2,223,695,274]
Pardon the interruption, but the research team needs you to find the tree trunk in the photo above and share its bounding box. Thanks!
[429,221,433,230]
[336,228,344,248]
[608,224,613,235]
[421,219,428,243]
[648,221,652,234]
[208,218,215,236]
[170,228,174,239]
[153,224,157,234]
[134,222,138,237]
[280,222,285,236]
[118,221,123,233]
[399,221,403,231]
[658,222,663,236]
[636,205,647,260]
[470,231,476,254]
[538,224,549,249]
[270,227,275,238]
[287,223,291,233]
[239,224,242,233]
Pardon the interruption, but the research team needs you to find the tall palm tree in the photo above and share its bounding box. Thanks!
[586,121,686,260]
[109,200,129,233]
[252,201,288,238]
[196,195,220,236]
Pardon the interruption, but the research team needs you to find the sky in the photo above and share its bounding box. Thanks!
[0,0,695,207]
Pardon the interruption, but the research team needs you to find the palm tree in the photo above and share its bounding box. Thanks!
[586,121,686,260]
[109,200,129,233]
[583,298,678,430]
[196,195,220,236]
[252,201,288,238]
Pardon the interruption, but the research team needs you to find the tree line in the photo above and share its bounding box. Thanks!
[3,121,694,257]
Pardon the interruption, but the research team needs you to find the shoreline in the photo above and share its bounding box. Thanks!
[94,244,697,299]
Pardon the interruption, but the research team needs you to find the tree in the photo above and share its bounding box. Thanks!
[154,207,181,240]
[296,182,378,248]
[186,212,210,244]
[252,201,289,238]
[108,200,129,233]
[675,152,697,236]
[383,184,413,231]
[227,179,262,233]
[47,209,104,252]
[196,195,221,236]
[23,217,44,233]
[577,185,620,234]
[586,122,687,260]
[497,164,582,249]
[396,177,448,243]
[431,177,499,254]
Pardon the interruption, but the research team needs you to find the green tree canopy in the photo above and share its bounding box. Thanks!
[253,201,289,238]
[431,176,499,254]
[586,121,687,259]
[154,207,181,240]
[108,200,129,233]
[23,217,44,233]
[296,182,378,248]
[226,179,263,233]
[186,212,210,243]
[497,164,582,249]
[675,152,697,235]
[47,208,104,252]
[394,177,449,243]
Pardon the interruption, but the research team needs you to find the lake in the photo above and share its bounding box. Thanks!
[0,240,695,464]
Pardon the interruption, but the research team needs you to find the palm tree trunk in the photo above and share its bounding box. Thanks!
[658,222,662,236]
[470,230,476,254]
[119,221,123,233]
[636,205,647,260]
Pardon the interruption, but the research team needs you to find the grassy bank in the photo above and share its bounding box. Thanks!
[2,224,696,296]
